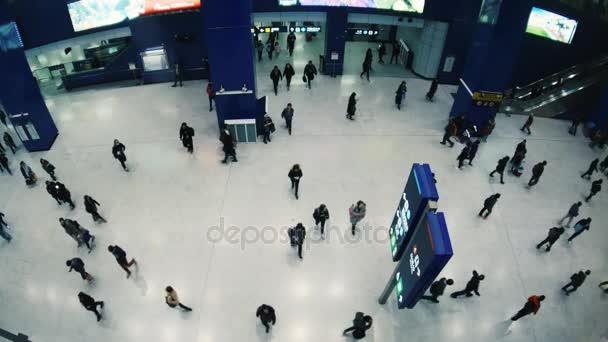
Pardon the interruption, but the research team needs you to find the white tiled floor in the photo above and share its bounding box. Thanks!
[0,61,607,342]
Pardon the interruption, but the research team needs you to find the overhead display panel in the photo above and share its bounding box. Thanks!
[278,0,425,13]
[526,7,578,44]
[143,0,201,15]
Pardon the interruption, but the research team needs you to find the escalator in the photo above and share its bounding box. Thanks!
[500,54,608,118]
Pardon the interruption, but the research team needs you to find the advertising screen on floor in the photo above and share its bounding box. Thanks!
[525,7,578,44]
[278,0,425,13]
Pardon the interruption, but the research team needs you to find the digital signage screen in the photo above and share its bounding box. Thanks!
[68,0,143,32]
[526,7,578,44]
[278,0,425,13]
[0,22,24,52]
[142,0,201,15]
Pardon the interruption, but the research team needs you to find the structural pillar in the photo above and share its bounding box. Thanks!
[0,2,58,151]
[204,0,258,130]
[592,85,608,130]
[323,8,348,76]
[449,0,533,129]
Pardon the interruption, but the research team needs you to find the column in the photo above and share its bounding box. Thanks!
[412,21,449,79]
[0,2,58,152]
[449,0,533,129]
[592,85,608,130]
[204,0,258,130]
[323,8,348,76]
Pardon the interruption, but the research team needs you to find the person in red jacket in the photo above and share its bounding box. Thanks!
[510,295,545,321]
[206,83,215,112]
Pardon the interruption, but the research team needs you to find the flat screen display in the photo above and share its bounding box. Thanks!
[0,22,24,52]
[68,0,143,32]
[526,7,578,44]
[278,0,425,13]
[143,0,201,14]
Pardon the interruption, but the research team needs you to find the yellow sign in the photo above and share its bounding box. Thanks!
[472,91,504,102]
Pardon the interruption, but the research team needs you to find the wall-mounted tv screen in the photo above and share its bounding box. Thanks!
[526,7,578,44]
[142,0,201,15]
[278,0,424,13]
[68,0,142,32]
[0,22,24,52]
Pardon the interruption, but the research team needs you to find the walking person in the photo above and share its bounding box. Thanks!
[283,63,295,90]
[450,270,485,298]
[346,93,357,120]
[510,295,545,321]
[440,120,457,147]
[467,140,481,166]
[349,201,367,236]
[266,40,274,60]
[46,181,62,205]
[521,114,534,135]
[40,158,57,180]
[585,179,602,202]
[270,66,283,96]
[569,117,581,136]
[360,53,372,82]
[527,161,547,187]
[489,156,510,184]
[84,195,107,223]
[342,312,373,339]
[287,31,296,56]
[66,257,93,282]
[426,78,439,101]
[390,41,400,64]
[59,218,91,250]
[0,212,11,243]
[303,61,317,89]
[56,181,75,209]
[395,81,407,110]
[288,164,302,199]
[179,122,195,154]
[536,226,565,252]
[0,152,11,175]
[171,61,183,87]
[567,217,592,242]
[559,202,582,227]
[562,270,591,295]
[3,132,16,154]
[108,245,137,278]
[220,127,238,163]
[510,151,525,177]
[78,292,104,322]
[581,158,599,179]
[313,204,330,238]
[599,154,608,172]
[256,40,264,62]
[206,82,215,111]
[457,144,471,169]
[478,194,500,219]
[421,278,454,303]
[288,223,306,259]
[513,139,527,160]
[262,114,274,144]
[165,286,193,312]
[19,161,36,186]
[377,42,386,63]
[256,304,276,333]
[112,139,128,172]
[281,103,294,135]
[0,109,7,127]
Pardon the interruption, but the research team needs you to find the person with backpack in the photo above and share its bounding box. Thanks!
[112,139,128,172]
[281,103,294,135]
[3,132,16,154]
[426,78,439,101]
[313,204,330,238]
[421,278,454,303]
[562,270,591,295]
[346,93,357,120]
[179,122,195,154]
[303,61,317,89]
[585,179,602,202]
[527,161,547,187]
[342,312,373,339]
[581,158,599,179]
[78,292,105,322]
[510,295,545,321]
[206,82,215,111]
[568,218,592,242]
[108,245,137,278]
[19,161,36,186]
[489,156,510,184]
[559,202,582,227]
[283,63,295,91]
[84,195,107,223]
[395,81,407,110]
[536,226,565,252]
[270,66,283,96]
[288,164,303,199]
[521,114,534,135]
[66,257,93,282]
[40,158,57,180]
[478,193,500,219]
[256,304,276,333]
[349,201,367,236]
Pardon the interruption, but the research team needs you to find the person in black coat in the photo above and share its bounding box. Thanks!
[457,144,471,169]
[440,120,457,147]
[581,158,599,179]
[390,41,400,64]
[303,61,317,89]
[521,114,534,134]
[378,43,386,63]
[108,245,137,278]
[585,179,602,202]
[567,217,592,242]
[536,226,565,252]
[0,152,11,175]
[171,62,183,88]
[528,161,547,187]
[19,161,36,186]
[84,195,106,223]
[313,204,330,238]
[450,270,485,298]
[3,132,16,154]
[599,154,608,172]
[220,128,237,163]
[283,63,295,90]
[559,201,582,227]
[346,93,357,120]
[288,164,303,199]
[395,81,406,110]
[510,151,525,176]
[262,114,274,144]
[67,257,93,281]
[281,103,294,135]
[46,181,62,204]
[256,40,264,62]
[256,304,276,333]
[270,66,283,95]
[562,270,591,295]
[0,109,7,127]
[39,158,57,180]
[287,31,296,56]
[342,312,373,339]
[55,181,75,209]
[426,78,439,101]
[467,140,481,166]
[288,223,306,259]
[112,139,128,171]
[78,292,104,321]
[513,139,527,160]
[421,278,454,303]
[179,123,195,154]
[490,156,510,184]
[479,193,500,219]
[360,51,372,81]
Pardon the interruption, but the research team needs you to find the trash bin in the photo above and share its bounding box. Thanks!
[319,55,325,74]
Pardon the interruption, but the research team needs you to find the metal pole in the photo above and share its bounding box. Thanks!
[378,260,402,305]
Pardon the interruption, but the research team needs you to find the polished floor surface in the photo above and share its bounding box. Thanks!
[0,54,607,342]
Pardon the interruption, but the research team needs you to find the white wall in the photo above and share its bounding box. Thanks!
[412,21,449,78]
